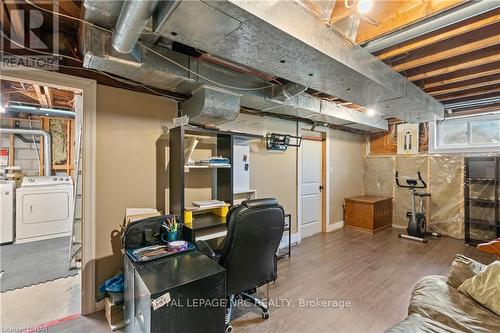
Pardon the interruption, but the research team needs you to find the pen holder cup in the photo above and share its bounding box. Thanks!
[167,230,179,242]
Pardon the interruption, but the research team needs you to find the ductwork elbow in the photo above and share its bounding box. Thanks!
[0,127,52,176]
[112,0,159,54]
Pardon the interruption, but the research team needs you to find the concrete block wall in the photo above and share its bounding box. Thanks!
[0,118,43,176]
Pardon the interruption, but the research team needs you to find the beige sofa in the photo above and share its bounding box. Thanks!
[388,268,500,332]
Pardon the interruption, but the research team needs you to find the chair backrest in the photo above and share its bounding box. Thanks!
[219,198,285,295]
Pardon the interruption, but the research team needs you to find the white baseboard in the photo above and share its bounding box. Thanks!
[327,221,344,232]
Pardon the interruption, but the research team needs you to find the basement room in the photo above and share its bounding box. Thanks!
[0,1,499,332]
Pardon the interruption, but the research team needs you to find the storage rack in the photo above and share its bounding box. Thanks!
[464,156,500,245]
[169,125,262,242]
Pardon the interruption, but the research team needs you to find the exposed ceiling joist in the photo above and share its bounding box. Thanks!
[438,85,500,102]
[420,62,500,89]
[427,75,500,96]
[407,47,500,81]
[376,10,500,61]
[392,26,500,72]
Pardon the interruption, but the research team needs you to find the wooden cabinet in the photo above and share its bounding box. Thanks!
[344,196,393,234]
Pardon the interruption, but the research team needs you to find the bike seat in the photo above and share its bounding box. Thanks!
[415,192,431,197]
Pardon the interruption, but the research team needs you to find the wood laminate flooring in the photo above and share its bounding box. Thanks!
[46,228,495,333]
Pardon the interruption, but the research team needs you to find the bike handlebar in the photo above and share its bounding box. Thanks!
[395,171,427,189]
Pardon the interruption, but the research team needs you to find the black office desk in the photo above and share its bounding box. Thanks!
[124,250,226,333]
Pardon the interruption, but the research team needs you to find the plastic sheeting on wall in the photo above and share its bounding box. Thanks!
[363,156,395,198]
[428,155,464,239]
[363,154,467,239]
[393,155,429,227]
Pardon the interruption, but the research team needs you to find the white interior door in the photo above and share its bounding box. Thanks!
[300,136,322,238]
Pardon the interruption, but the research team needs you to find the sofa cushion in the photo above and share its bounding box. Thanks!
[447,254,485,289]
[458,261,500,316]
[404,275,500,332]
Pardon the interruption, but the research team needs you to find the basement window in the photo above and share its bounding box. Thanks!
[429,113,500,153]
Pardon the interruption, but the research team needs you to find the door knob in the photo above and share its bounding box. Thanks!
[319,185,324,191]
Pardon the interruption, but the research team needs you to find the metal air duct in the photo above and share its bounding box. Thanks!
[112,0,160,54]
[81,25,387,131]
[0,127,52,176]
[7,105,76,119]
[181,86,241,126]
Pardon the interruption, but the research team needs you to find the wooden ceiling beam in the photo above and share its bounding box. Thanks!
[392,25,500,72]
[427,75,500,96]
[376,10,500,61]
[33,84,48,106]
[437,85,500,101]
[42,86,53,107]
[420,62,500,89]
[448,103,500,117]
[356,0,466,44]
[407,46,500,81]
[53,0,81,18]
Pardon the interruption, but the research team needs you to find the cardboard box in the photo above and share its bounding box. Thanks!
[105,297,124,326]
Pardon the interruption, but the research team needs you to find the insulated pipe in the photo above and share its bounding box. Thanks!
[112,0,160,54]
[0,127,52,176]
[7,105,75,119]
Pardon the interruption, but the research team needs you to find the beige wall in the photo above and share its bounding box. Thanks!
[328,129,365,224]
[93,85,365,292]
[95,85,177,292]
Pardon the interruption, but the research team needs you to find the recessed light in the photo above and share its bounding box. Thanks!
[357,0,373,14]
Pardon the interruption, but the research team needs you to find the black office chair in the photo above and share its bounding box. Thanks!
[196,198,285,333]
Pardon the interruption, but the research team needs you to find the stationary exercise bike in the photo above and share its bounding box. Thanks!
[395,171,440,243]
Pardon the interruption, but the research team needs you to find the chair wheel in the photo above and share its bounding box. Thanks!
[423,239,428,243]
[225,325,233,333]
[262,311,270,319]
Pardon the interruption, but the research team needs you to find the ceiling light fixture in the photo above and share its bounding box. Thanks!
[357,0,373,14]
[366,108,376,116]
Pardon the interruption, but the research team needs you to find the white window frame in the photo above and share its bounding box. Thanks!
[429,113,500,153]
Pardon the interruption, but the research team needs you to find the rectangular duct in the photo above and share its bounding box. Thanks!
[181,86,241,126]
[152,0,444,122]
[80,19,388,132]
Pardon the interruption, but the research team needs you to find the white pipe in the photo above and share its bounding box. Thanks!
[0,127,52,176]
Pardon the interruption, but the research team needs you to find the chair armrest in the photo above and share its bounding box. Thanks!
[196,240,216,261]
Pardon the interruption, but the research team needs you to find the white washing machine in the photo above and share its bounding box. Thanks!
[0,180,16,244]
[16,176,73,243]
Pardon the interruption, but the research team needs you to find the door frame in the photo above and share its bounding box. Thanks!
[2,68,97,315]
[297,125,330,242]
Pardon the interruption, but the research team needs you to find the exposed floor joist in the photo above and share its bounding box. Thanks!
[376,10,500,61]
[420,62,500,89]
[438,85,500,102]
[427,75,500,96]
[392,25,500,72]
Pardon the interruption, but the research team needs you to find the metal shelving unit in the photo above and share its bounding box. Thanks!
[464,156,500,245]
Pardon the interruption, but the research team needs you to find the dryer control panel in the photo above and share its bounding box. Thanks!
[21,176,73,187]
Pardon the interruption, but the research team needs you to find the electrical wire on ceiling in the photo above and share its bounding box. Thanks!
[23,0,274,92]
[1,49,185,101]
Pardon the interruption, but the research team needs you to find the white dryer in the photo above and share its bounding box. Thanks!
[16,176,73,243]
